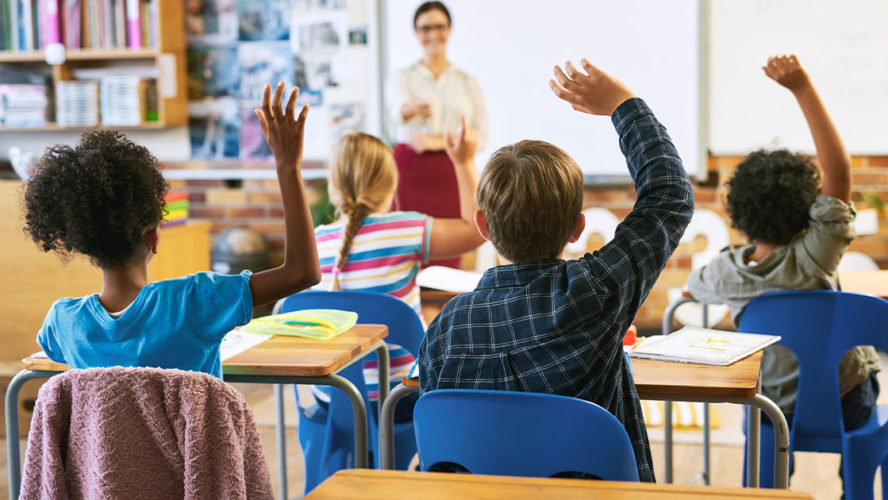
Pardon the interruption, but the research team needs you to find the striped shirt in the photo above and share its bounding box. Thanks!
[312,211,432,401]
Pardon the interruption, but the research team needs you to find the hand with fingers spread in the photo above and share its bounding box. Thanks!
[247,81,321,307]
[254,81,310,172]
[549,59,635,116]
[763,54,811,93]
[444,115,479,167]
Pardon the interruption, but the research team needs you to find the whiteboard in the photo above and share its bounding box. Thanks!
[709,0,888,155]
[381,0,702,177]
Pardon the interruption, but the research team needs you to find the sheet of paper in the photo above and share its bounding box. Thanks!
[220,329,273,362]
[407,361,419,379]
[417,266,483,293]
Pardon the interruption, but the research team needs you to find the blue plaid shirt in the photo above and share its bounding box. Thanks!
[418,98,694,482]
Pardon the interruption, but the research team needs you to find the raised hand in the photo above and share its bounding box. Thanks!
[444,115,479,166]
[763,54,811,93]
[549,59,635,116]
[255,81,310,170]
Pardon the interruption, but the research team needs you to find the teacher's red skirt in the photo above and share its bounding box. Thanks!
[393,143,461,269]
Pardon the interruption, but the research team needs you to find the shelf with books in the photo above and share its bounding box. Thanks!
[0,0,186,129]
[0,48,159,62]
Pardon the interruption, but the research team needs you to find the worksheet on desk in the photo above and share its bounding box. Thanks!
[629,326,780,366]
[220,329,272,362]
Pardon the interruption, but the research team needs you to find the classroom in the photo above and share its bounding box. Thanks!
[1,0,888,498]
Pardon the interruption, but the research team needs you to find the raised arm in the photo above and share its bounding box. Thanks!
[764,54,851,203]
[249,82,322,306]
[551,59,694,309]
[428,115,486,258]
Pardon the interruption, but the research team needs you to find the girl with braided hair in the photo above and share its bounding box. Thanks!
[310,118,484,416]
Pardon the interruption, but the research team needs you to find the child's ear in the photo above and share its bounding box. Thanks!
[473,209,491,241]
[568,213,586,243]
[144,226,160,251]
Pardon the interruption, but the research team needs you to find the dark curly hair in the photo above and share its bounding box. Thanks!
[725,149,821,245]
[24,130,169,268]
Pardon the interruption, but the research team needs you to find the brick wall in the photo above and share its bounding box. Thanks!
[171,155,888,329]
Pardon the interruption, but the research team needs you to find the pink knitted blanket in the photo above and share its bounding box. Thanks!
[21,367,273,499]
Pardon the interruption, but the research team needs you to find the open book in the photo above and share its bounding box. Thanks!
[629,326,781,366]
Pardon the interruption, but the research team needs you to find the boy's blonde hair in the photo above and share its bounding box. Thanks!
[327,132,398,290]
[477,140,583,262]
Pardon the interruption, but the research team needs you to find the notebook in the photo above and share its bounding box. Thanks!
[628,326,780,366]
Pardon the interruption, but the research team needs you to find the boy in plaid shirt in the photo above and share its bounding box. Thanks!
[418,59,694,481]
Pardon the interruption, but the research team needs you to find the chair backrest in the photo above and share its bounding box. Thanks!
[738,290,888,437]
[280,290,425,356]
[413,389,640,481]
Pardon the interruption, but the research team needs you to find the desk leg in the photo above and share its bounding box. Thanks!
[324,374,370,468]
[379,384,419,470]
[746,375,762,488]
[664,402,673,483]
[273,383,287,500]
[6,370,57,500]
[374,343,390,422]
[750,394,789,489]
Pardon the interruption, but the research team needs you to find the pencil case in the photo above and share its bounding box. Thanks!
[241,309,359,340]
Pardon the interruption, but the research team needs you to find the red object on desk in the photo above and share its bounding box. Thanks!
[624,324,638,346]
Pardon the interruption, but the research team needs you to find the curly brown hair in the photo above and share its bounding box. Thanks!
[24,130,169,268]
[725,149,821,245]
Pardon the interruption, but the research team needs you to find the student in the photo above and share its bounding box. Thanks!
[26,82,321,379]
[685,55,880,443]
[310,122,485,416]
[418,59,695,482]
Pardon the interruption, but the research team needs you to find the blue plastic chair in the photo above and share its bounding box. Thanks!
[413,389,640,481]
[738,290,888,498]
[279,290,424,493]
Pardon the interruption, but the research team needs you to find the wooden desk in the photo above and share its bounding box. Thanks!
[379,351,790,489]
[6,325,389,500]
[306,469,811,500]
[839,270,888,300]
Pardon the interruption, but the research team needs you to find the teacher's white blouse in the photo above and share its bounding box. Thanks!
[388,62,488,150]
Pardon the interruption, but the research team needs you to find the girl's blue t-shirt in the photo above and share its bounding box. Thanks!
[37,271,253,378]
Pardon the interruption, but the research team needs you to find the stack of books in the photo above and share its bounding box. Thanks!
[162,191,189,227]
[55,80,98,126]
[100,75,143,125]
[0,84,47,126]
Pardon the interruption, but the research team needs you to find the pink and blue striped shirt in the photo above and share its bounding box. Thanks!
[312,211,431,401]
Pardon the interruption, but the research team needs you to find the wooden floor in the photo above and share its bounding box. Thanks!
[1,384,880,500]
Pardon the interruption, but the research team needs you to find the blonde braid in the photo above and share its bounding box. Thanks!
[327,132,399,290]
[331,201,372,290]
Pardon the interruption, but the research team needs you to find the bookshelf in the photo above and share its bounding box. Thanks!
[0,0,186,128]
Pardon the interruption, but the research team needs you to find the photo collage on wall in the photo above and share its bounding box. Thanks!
[186,0,370,161]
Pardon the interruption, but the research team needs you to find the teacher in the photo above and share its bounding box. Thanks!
[389,1,488,269]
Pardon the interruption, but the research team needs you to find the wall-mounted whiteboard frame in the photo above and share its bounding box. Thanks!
[708,0,888,156]
[378,0,706,180]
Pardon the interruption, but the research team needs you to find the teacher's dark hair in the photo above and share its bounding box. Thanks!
[414,1,451,28]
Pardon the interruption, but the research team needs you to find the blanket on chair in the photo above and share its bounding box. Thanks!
[21,366,273,499]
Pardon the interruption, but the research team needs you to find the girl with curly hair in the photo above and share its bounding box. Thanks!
[26,83,320,378]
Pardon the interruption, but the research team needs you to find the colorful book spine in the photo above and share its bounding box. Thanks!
[21,0,34,51]
[124,0,138,48]
[39,0,60,46]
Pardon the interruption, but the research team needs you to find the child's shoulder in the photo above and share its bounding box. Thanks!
[147,270,252,293]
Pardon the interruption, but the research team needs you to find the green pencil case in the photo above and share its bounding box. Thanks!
[241,309,359,340]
